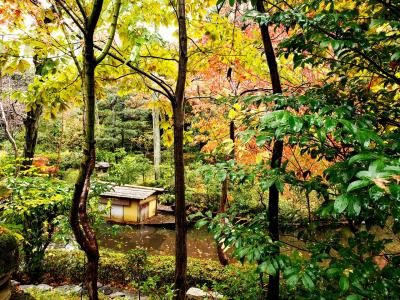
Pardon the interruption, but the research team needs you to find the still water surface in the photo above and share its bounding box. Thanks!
[98,225,219,260]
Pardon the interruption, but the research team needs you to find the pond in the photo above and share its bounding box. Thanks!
[98,225,220,260]
[97,222,400,262]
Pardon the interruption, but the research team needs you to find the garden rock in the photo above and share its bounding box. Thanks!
[36,283,53,291]
[54,284,78,294]
[10,280,20,287]
[186,287,207,299]
[186,287,223,299]
[109,291,126,298]
[20,284,35,291]
[70,285,84,294]
[99,285,113,295]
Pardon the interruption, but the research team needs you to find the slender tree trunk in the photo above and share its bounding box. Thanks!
[173,106,187,299]
[174,1,188,298]
[70,37,99,300]
[57,1,121,299]
[22,105,42,166]
[256,1,284,299]
[23,55,45,167]
[152,100,161,180]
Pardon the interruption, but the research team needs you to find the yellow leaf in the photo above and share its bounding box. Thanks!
[228,109,236,120]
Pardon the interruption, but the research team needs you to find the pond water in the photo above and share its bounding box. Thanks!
[96,223,400,261]
[98,225,219,260]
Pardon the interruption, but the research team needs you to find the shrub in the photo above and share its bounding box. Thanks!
[42,249,250,289]
[1,177,70,281]
[0,227,19,275]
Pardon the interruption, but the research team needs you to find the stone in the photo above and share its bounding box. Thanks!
[70,285,84,295]
[65,243,77,250]
[54,285,73,294]
[186,287,207,299]
[208,291,224,299]
[36,283,53,291]
[10,280,20,287]
[186,287,223,300]
[99,285,113,295]
[109,291,126,298]
[97,282,103,288]
[19,284,35,291]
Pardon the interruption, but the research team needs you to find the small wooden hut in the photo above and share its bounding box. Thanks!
[99,185,164,223]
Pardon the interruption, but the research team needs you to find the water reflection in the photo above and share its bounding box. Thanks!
[98,225,218,260]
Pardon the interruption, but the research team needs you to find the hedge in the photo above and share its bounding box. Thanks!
[0,227,19,275]
[42,249,245,288]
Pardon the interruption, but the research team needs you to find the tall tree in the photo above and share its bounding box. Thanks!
[256,1,284,298]
[173,1,188,297]
[55,0,121,299]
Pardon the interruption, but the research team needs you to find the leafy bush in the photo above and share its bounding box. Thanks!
[59,151,82,170]
[42,249,251,290]
[107,154,152,184]
[0,227,19,275]
[0,176,70,280]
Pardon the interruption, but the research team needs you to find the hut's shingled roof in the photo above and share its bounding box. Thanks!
[100,185,164,200]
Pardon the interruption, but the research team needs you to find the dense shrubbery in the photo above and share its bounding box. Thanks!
[0,227,19,275]
[43,249,231,286]
[42,249,261,297]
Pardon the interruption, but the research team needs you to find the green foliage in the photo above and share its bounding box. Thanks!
[0,175,70,280]
[97,94,153,152]
[106,154,152,184]
[0,227,19,275]
[43,249,246,289]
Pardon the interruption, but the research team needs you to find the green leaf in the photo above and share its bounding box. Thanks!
[195,219,208,229]
[229,0,235,6]
[286,274,299,289]
[326,267,341,278]
[256,135,269,147]
[347,180,370,192]
[334,194,349,213]
[301,273,314,291]
[352,199,361,216]
[348,153,378,165]
[346,295,362,300]
[339,276,349,292]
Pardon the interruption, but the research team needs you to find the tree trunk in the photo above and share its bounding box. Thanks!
[152,101,161,180]
[173,106,187,300]
[70,36,99,300]
[174,1,188,298]
[256,1,284,299]
[22,105,42,166]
